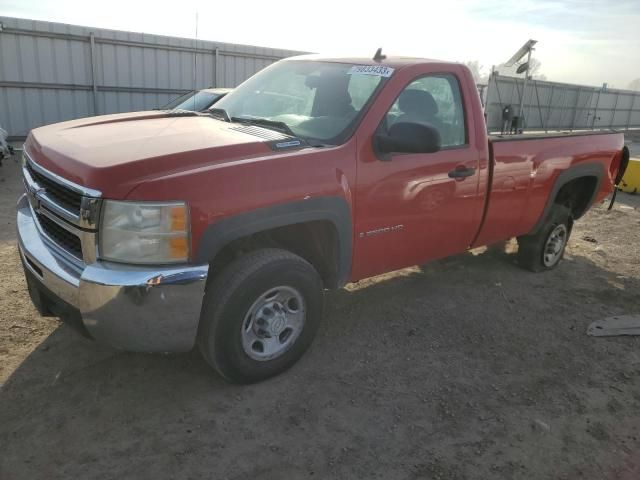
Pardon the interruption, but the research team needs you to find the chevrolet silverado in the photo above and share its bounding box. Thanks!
[17,54,629,383]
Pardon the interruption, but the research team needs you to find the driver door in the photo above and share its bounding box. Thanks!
[352,72,484,279]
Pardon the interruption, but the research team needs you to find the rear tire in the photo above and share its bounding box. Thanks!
[517,205,572,272]
[197,248,324,384]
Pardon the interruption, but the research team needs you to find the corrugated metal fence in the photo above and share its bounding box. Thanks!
[0,16,305,138]
[485,73,640,133]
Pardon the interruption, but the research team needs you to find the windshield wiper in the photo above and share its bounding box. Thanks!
[209,108,231,122]
[231,116,295,136]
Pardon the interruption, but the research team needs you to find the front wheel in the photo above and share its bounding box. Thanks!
[517,205,572,272]
[198,248,324,384]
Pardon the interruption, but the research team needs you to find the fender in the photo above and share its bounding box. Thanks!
[195,196,353,287]
[530,162,605,235]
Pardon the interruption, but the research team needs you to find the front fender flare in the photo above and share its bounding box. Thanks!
[194,196,353,287]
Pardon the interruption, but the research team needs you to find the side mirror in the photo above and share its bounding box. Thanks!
[375,122,441,159]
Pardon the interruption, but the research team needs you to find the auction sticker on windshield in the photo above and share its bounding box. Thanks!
[347,65,395,77]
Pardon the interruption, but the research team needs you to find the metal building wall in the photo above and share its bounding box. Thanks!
[485,74,640,133]
[0,16,305,138]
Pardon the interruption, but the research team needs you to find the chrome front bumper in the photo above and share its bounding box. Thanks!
[17,194,209,352]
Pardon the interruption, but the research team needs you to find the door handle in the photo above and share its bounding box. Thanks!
[448,166,476,179]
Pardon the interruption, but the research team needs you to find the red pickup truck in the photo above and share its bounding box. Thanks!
[17,55,629,383]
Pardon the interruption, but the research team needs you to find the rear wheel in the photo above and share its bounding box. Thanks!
[517,205,572,272]
[198,248,324,384]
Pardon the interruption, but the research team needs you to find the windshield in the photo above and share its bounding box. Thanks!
[162,91,223,111]
[214,61,388,144]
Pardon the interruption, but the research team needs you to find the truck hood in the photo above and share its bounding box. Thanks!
[25,111,289,198]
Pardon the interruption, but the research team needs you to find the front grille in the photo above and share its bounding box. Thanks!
[36,212,83,258]
[27,163,82,214]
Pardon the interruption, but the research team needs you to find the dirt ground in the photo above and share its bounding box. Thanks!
[1,149,640,480]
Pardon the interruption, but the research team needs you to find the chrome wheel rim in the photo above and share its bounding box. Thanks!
[543,224,568,267]
[241,286,306,361]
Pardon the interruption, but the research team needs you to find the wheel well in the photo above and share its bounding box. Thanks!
[208,221,341,289]
[554,176,598,219]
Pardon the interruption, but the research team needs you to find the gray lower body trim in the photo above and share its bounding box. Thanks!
[529,162,605,235]
[195,196,353,287]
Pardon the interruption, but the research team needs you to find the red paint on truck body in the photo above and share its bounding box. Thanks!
[474,134,622,247]
[24,56,625,284]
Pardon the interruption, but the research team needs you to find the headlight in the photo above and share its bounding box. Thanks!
[99,200,190,264]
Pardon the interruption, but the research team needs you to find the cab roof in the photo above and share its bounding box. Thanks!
[285,54,460,69]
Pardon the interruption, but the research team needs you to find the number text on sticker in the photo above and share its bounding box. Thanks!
[347,65,395,77]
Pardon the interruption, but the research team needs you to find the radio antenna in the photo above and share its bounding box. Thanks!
[373,47,386,62]
[193,11,198,111]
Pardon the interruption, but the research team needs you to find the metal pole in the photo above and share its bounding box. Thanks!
[212,50,216,87]
[610,92,620,129]
[214,48,220,87]
[89,33,99,116]
[533,80,544,130]
[591,88,601,129]
[517,47,532,131]
[569,88,581,132]
[557,88,569,130]
[477,84,486,107]
[544,85,555,133]
[491,73,503,107]
[193,12,198,96]
[626,94,637,130]
[488,73,505,134]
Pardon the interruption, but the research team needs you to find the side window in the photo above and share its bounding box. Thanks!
[385,74,466,148]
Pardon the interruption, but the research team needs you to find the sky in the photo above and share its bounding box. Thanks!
[1,0,639,88]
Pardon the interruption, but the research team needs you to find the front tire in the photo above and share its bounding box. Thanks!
[517,205,572,272]
[198,248,324,384]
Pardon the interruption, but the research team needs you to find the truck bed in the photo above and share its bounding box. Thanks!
[473,130,624,247]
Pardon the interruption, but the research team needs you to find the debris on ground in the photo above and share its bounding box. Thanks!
[587,315,640,337]
[532,419,551,433]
